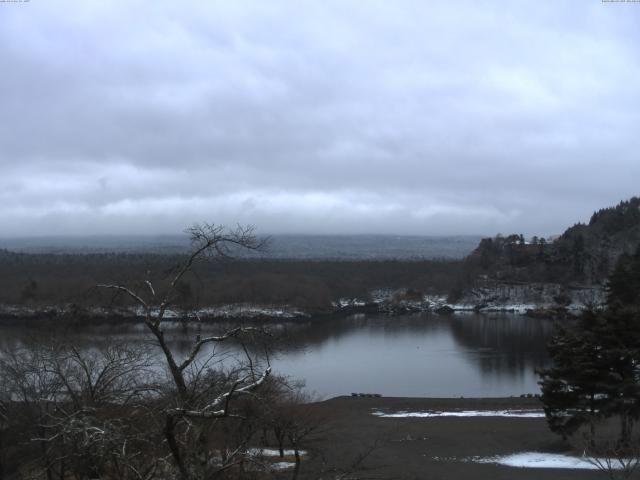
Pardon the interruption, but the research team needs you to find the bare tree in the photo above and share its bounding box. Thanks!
[259,379,322,464]
[47,343,161,480]
[49,343,155,408]
[0,342,64,480]
[0,340,160,480]
[97,223,273,480]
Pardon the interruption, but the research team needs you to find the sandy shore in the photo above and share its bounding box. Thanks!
[292,396,604,480]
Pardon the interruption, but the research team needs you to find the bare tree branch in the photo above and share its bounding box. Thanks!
[96,284,149,311]
[178,326,267,372]
[168,367,271,419]
[144,280,156,298]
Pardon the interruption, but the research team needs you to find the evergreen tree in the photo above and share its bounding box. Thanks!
[538,310,611,440]
[539,246,640,445]
[607,246,640,311]
[594,307,640,444]
[572,233,585,276]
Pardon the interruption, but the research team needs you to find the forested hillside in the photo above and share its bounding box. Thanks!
[462,197,640,287]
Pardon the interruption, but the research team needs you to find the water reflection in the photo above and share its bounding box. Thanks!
[261,313,553,398]
[448,314,551,376]
[0,313,554,399]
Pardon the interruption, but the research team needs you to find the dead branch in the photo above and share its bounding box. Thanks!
[96,284,149,311]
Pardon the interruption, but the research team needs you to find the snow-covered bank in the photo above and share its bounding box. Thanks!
[0,281,605,323]
[0,302,310,322]
[334,290,595,318]
[453,281,605,313]
[333,281,606,317]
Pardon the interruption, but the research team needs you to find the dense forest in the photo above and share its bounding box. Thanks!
[0,251,461,313]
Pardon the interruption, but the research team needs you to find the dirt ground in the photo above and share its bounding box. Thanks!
[291,396,607,480]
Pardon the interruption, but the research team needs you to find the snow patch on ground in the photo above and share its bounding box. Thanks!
[434,452,633,470]
[445,303,476,311]
[333,298,367,308]
[270,461,297,470]
[474,452,627,470]
[247,448,306,457]
[245,448,306,471]
[444,302,539,313]
[482,303,539,313]
[200,304,309,319]
[370,289,396,304]
[372,409,545,418]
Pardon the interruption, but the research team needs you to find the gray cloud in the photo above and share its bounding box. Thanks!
[1,0,639,236]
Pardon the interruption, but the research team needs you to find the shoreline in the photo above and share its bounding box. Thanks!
[318,395,544,409]
[0,298,579,325]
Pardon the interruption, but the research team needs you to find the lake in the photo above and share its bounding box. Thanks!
[0,312,554,398]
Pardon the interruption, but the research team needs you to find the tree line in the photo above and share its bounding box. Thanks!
[0,251,461,314]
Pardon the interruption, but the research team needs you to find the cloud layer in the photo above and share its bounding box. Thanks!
[1,0,639,236]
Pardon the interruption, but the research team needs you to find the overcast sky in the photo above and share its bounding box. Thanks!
[1,1,639,237]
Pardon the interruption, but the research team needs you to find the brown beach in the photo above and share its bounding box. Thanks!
[294,396,604,480]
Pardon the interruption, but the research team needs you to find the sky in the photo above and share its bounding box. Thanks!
[0,0,639,237]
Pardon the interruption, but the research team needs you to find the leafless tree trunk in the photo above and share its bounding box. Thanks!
[97,223,273,480]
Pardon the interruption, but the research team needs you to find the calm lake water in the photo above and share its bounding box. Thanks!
[268,313,553,398]
[0,313,554,398]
